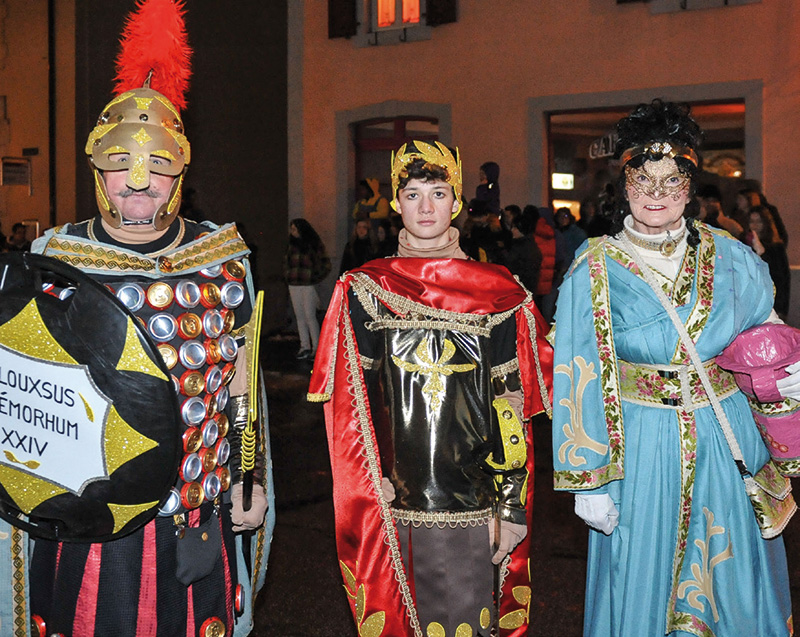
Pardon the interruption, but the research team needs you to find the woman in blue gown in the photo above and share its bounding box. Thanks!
[551,100,795,637]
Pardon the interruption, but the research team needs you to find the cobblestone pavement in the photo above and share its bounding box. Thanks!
[252,333,800,637]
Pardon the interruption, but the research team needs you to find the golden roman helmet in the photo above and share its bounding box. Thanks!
[85,87,191,230]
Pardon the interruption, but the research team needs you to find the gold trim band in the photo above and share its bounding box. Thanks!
[391,507,492,529]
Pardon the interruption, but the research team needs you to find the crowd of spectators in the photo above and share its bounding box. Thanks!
[337,164,793,325]
[247,163,791,350]
[455,168,793,323]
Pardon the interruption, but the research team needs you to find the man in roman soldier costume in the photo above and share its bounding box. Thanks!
[0,1,274,635]
[309,141,553,637]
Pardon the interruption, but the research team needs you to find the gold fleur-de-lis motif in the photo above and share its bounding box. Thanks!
[556,356,608,466]
[391,338,476,410]
[677,507,733,622]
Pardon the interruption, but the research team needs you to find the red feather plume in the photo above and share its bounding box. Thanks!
[113,0,192,111]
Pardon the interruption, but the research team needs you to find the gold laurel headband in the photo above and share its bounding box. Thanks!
[619,141,698,168]
[390,141,463,217]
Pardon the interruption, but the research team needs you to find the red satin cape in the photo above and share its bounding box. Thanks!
[309,258,553,636]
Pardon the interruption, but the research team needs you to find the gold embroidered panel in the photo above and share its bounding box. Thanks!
[41,224,248,276]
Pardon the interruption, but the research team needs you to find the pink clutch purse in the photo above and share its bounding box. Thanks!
[716,324,800,403]
[717,324,800,476]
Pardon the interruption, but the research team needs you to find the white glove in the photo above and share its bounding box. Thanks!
[231,483,269,532]
[776,361,800,401]
[574,493,619,535]
[489,520,527,565]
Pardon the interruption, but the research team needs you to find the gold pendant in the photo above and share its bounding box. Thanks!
[660,239,677,257]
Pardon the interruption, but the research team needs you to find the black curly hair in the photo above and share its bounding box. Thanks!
[290,217,324,251]
[396,158,450,194]
[611,99,704,246]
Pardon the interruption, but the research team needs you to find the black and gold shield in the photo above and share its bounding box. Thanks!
[0,252,181,541]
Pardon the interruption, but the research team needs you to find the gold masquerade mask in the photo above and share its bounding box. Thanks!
[390,141,462,218]
[625,158,690,201]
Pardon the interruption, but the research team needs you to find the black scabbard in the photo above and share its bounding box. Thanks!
[242,470,253,511]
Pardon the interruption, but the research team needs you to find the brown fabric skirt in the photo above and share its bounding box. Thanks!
[396,519,494,637]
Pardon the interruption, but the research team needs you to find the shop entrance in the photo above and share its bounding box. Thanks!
[546,101,747,221]
[527,81,763,216]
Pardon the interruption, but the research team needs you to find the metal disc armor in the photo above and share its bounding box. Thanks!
[35,222,253,519]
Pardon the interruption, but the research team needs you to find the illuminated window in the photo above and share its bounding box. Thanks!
[376,0,395,27]
[328,0,456,46]
[403,0,421,24]
[375,0,420,30]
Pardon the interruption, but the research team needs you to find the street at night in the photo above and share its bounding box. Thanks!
[253,334,800,636]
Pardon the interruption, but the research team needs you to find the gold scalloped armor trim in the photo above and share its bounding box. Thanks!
[40,224,247,275]
[522,306,552,417]
[350,272,526,338]
[306,392,330,403]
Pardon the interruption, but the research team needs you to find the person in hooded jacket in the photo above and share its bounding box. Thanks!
[555,207,588,264]
[352,178,390,220]
[475,161,500,216]
[460,198,504,263]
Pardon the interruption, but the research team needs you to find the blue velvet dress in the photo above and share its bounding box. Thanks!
[552,224,792,637]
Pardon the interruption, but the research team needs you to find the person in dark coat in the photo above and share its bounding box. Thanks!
[460,198,504,263]
[340,218,377,274]
[5,222,31,251]
[746,205,791,319]
[475,161,500,215]
[501,205,542,293]
[374,218,399,258]
[555,206,588,265]
[287,218,331,358]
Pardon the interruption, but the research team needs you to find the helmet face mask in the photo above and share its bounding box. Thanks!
[86,88,190,230]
